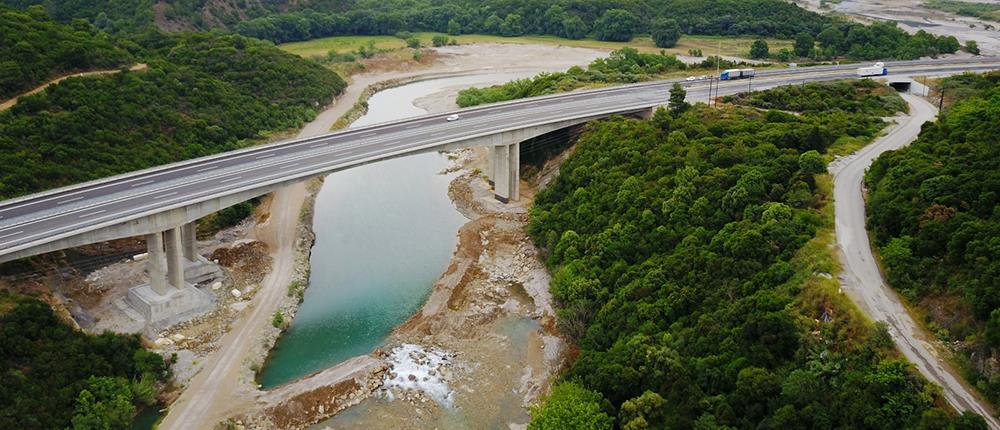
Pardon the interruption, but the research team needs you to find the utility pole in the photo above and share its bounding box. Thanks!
[748,75,753,93]
[938,89,945,111]
[715,40,722,108]
[708,78,714,106]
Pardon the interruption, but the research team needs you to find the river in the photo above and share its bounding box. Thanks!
[258,73,528,388]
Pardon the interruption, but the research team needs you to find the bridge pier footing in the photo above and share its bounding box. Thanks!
[127,222,215,328]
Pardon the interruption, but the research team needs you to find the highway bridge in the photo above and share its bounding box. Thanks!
[0,58,998,321]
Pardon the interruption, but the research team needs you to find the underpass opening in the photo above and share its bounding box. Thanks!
[518,124,586,182]
[888,80,912,92]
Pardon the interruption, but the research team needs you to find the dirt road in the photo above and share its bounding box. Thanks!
[832,92,999,428]
[0,64,147,111]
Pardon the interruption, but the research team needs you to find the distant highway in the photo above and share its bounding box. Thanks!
[0,58,999,262]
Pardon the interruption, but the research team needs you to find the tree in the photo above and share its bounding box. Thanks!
[593,9,637,42]
[651,18,681,48]
[70,377,135,430]
[528,382,613,430]
[500,13,525,37]
[817,25,844,51]
[987,309,1000,347]
[447,18,461,35]
[794,32,814,57]
[619,391,666,430]
[964,40,980,55]
[798,150,827,174]
[750,39,770,59]
[432,35,449,47]
[562,16,588,40]
[669,82,689,115]
[484,14,503,34]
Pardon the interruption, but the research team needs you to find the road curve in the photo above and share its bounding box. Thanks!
[831,92,1000,428]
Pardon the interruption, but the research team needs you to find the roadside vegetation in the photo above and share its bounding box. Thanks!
[525,83,988,428]
[456,48,759,107]
[865,71,1000,406]
[0,8,345,200]
[0,292,169,429]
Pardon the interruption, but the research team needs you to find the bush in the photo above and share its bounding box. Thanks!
[432,34,449,47]
[528,382,613,430]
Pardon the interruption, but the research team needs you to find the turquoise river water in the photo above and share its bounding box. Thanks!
[258,74,520,387]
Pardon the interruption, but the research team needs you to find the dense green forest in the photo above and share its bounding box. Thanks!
[866,72,1000,405]
[0,7,131,99]
[457,48,755,107]
[525,82,989,428]
[1,0,960,62]
[0,9,345,199]
[231,0,825,43]
[0,293,169,429]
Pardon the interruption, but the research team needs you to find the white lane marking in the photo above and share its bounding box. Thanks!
[405,124,422,129]
[154,191,178,199]
[220,176,243,184]
[255,153,275,160]
[280,163,300,169]
[197,166,218,173]
[0,230,22,240]
[0,99,711,246]
[1,71,937,238]
[310,143,327,148]
[57,196,84,204]
[78,210,105,219]
[361,132,377,137]
[131,180,155,188]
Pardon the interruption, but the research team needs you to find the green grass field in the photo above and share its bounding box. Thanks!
[279,33,794,59]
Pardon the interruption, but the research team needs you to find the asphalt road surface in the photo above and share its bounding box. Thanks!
[1,59,999,261]
[832,92,1000,429]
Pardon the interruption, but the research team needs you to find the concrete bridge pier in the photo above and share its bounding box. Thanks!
[492,142,520,203]
[127,222,215,329]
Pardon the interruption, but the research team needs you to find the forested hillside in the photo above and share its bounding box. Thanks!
[0,11,345,199]
[0,6,131,99]
[866,72,1000,406]
[525,83,988,428]
[0,293,169,429]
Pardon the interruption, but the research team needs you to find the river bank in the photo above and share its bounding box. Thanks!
[159,43,604,428]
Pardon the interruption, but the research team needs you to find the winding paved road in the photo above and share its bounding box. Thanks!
[832,92,1000,428]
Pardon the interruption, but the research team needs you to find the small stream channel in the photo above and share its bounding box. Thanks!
[258,73,527,388]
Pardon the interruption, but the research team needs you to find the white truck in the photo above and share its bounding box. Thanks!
[857,62,888,77]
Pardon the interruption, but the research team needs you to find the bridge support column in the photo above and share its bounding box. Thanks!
[164,227,185,290]
[145,232,170,295]
[493,142,520,203]
[181,222,198,262]
[486,146,496,186]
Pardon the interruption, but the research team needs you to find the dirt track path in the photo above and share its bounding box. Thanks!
[832,92,999,428]
[0,64,147,111]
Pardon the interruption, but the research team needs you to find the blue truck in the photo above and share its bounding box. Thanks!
[720,68,755,80]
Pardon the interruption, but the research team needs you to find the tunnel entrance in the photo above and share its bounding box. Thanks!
[888,81,912,92]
